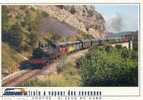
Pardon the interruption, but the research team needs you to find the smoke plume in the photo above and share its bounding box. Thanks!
[107,13,123,32]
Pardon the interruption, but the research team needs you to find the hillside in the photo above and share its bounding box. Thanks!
[2,5,105,75]
[38,5,105,38]
[2,43,26,76]
[39,17,78,36]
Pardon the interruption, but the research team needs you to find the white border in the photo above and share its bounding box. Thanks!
[0,2,142,100]
[0,0,140,4]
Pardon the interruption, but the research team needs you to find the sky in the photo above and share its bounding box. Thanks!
[95,4,139,33]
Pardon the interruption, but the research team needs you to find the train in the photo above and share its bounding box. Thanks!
[25,35,129,69]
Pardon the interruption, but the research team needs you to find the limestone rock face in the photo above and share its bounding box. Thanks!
[38,5,105,38]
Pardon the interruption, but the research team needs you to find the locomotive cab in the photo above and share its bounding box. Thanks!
[39,41,60,59]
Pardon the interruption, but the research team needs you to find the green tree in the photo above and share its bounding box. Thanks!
[3,24,24,51]
[2,6,11,33]
[79,46,138,86]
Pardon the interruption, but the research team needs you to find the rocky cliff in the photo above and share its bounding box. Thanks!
[38,5,105,38]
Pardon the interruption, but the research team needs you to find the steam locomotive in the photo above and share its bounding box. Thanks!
[27,35,129,69]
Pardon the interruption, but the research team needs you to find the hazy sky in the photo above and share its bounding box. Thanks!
[95,4,139,32]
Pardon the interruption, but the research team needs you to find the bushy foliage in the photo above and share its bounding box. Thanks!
[2,43,25,73]
[2,6,43,51]
[41,11,49,17]
[79,46,138,86]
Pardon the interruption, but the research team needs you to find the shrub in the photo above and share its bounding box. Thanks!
[79,46,138,86]
[41,11,49,17]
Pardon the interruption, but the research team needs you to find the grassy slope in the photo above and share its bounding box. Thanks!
[2,43,26,74]
[21,56,81,87]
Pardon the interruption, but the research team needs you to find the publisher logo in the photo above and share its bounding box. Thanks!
[3,88,27,96]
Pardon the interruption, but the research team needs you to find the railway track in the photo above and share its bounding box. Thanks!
[2,58,59,87]
[2,70,30,86]
[2,69,40,87]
